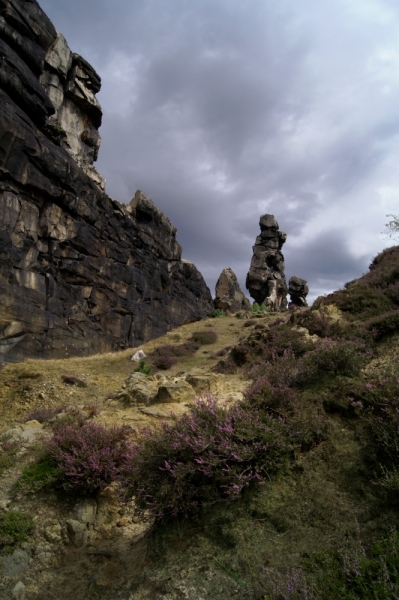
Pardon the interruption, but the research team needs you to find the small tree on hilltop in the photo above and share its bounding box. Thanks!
[383,214,399,239]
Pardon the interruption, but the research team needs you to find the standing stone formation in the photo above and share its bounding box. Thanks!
[214,268,251,313]
[288,276,309,308]
[0,0,213,365]
[246,214,288,311]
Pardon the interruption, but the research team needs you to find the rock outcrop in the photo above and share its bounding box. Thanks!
[214,267,251,313]
[246,214,288,311]
[0,0,213,365]
[288,276,309,308]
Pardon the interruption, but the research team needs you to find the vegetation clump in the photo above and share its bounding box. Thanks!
[19,420,133,496]
[148,340,201,370]
[189,330,218,345]
[252,302,268,313]
[122,394,293,519]
[210,308,226,318]
[0,437,21,476]
[134,359,152,375]
[0,510,35,554]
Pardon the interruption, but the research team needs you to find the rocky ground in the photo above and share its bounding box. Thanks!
[0,312,279,600]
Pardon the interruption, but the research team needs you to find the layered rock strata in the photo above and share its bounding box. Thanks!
[0,0,213,365]
[246,214,288,311]
[288,276,309,308]
[214,267,251,313]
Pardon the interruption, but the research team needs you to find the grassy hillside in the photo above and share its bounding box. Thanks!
[2,248,399,599]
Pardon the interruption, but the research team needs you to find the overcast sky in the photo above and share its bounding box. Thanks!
[40,0,399,302]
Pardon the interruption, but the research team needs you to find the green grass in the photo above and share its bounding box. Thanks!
[0,510,35,554]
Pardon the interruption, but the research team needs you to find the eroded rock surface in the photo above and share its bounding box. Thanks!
[288,276,309,308]
[214,267,251,313]
[246,214,288,311]
[0,0,213,365]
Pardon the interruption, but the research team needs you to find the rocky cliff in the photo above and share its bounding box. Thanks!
[0,0,213,365]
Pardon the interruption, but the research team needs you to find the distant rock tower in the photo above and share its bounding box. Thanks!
[214,268,251,313]
[288,276,309,308]
[246,214,288,311]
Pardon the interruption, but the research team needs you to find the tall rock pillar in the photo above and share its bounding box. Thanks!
[246,214,288,311]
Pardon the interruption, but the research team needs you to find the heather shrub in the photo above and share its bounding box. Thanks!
[245,377,300,415]
[256,326,314,360]
[301,338,370,382]
[363,309,399,339]
[247,349,300,389]
[149,341,200,370]
[122,395,289,519]
[24,405,67,423]
[171,341,200,355]
[190,330,218,345]
[356,370,399,479]
[149,345,178,370]
[243,319,257,328]
[45,421,133,495]
[213,357,237,374]
[214,346,231,357]
[333,286,393,318]
[247,338,370,391]
[62,375,87,388]
[230,343,252,366]
[0,510,35,554]
[384,281,399,305]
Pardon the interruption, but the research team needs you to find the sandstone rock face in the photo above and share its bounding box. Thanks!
[246,214,288,311]
[0,0,213,365]
[288,276,309,308]
[214,267,251,313]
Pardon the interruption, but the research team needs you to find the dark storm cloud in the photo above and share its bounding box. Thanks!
[40,0,399,301]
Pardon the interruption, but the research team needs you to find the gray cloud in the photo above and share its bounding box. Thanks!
[40,0,399,302]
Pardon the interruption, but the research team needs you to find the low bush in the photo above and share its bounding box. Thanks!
[152,354,177,370]
[302,337,371,382]
[23,405,67,423]
[148,341,200,370]
[243,320,257,328]
[134,360,152,375]
[18,454,62,494]
[171,341,200,356]
[211,309,226,318]
[122,395,290,519]
[214,346,231,357]
[363,309,399,339]
[256,326,314,360]
[44,421,133,495]
[62,375,87,388]
[0,437,21,476]
[354,369,399,480]
[190,330,218,345]
[247,338,370,391]
[0,510,35,554]
[252,302,268,313]
[213,357,237,374]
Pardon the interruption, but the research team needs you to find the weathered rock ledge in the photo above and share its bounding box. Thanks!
[0,0,213,364]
